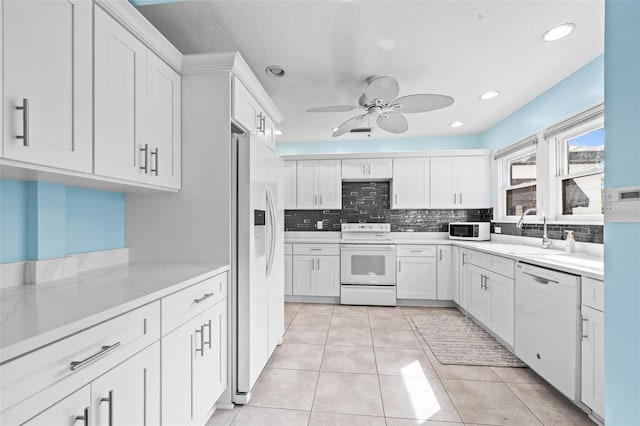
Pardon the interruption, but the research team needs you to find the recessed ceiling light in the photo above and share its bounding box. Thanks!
[480,91,500,100]
[450,121,464,128]
[274,130,283,135]
[265,65,286,78]
[542,23,575,42]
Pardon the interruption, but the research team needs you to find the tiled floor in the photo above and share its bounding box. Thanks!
[207,303,594,426]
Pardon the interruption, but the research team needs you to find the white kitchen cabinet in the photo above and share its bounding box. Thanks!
[283,162,298,209]
[296,160,342,209]
[316,256,341,296]
[284,245,293,295]
[397,256,437,300]
[94,6,181,189]
[341,158,392,180]
[292,253,340,297]
[233,77,275,151]
[468,264,491,324]
[2,0,92,172]
[431,156,490,208]
[436,245,453,300]
[23,386,91,426]
[391,158,430,209]
[198,301,227,419]
[581,277,605,419]
[91,342,160,426]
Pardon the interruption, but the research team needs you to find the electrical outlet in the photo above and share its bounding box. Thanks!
[494,226,502,234]
[317,220,323,229]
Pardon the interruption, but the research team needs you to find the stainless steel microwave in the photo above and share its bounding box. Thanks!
[448,222,491,241]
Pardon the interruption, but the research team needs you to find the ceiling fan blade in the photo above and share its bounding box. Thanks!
[332,114,368,137]
[391,94,454,113]
[377,112,408,134]
[365,76,399,104]
[306,105,363,113]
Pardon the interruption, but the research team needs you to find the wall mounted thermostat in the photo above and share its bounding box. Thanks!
[604,185,640,222]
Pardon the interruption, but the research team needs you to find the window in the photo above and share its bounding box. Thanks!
[496,141,538,218]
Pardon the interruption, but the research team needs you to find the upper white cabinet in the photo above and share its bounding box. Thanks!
[233,76,276,152]
[297,160,342,209]
[392,158,430,209]
[342,159,392,180]
[431,156,490,208]
[94,6,181,189]
[2,0,92,172]
[283,161,298,209]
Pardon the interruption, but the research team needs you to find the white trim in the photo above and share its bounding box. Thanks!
[543,103,604,140]
[280,149,491,161]
[0,262,25,289]
[94,0,182,72]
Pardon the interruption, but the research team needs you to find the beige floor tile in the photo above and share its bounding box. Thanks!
[491,367,547,384]
[309,411,386,426]
[205,405,241,426]
[291,312,331,326]
[297,303,334,313]
[331,313,370,328]
[284,302,302,312]
[267,343,324,370]
[283,325,329,345]
[507,383,595,426]
[332,304,369,314]
[372,329,422,349]
[385,418,464,425]
[321,345,377,374]
[426,352,502,382]
[326,327,373,346]
[369,314,412,330]
[441,379,542,425]
[313,372,384,416]
[248,368,318,411]
[231,406,310,426]
[401,307,443,317]
[375,347,437,378]
[368,306,406,317]
[379,375,462,422]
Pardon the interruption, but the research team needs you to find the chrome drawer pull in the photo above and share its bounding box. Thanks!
[16,98,30,146]
[151,147,159,176]
[410,250,423,253]
[70,342,121,371]
[76,407,90,426]
[195,326,204,356]
[203,320,212,349]
[194,293,214,304]
[100,390,114,426]
[310,248,322,251]
[140,144,149,174]
[581,317,589,339]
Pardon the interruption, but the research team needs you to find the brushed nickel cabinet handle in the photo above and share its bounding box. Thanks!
[140,144,149,173]
[314,194,317,205]
[195,326,204,356]
[367,163,371,174]
[462,252,466,265]
[398,260,402,272]
[317,258,320,270]
[151,147,159,176]
[582,317,589,339]
[203,320,212,349]
[439,249,442,261]
[395,194,398,205]
[453,193,456,204]
[70,342,121,371]
[320,194,323,205]
[16,98,29,146]
[459,193,463,204]
[194,293,214,304]
[76,407,90,426]
[100,390,114,426]
[484,275,490,291]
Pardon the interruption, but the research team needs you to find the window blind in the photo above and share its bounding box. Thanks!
[493,135,538,160]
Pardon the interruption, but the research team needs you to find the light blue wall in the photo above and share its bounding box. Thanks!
[604,1,640,424]
[0,178,125,263]
[276,135,481,156]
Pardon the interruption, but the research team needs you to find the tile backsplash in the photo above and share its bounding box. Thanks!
[284,181,493,232]
[493,222,604,244]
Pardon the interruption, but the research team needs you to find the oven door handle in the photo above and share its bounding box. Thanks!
[340,244,396,251]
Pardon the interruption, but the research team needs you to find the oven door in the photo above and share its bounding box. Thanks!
[340,244,397,285]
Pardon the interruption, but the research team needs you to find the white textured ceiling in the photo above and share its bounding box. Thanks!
[138,0,604,142]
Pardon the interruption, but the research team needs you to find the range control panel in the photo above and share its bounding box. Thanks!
[604,185,640,222]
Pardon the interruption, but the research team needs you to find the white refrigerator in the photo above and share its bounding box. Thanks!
[231,130,284,403]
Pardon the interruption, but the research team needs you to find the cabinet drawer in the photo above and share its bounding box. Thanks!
[293,244,340,256]
[582,277,604,312]
[397,245,437,257]
[162,273,228,336]
[0,302,160,416]
[467,250,514,279]
[284,243,293,255]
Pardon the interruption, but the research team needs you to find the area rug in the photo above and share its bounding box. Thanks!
[411,315,526,367]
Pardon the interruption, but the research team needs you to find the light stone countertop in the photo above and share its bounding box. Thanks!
[0,263,229,363]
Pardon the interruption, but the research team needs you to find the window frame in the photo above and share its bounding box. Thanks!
[496,143,541,221]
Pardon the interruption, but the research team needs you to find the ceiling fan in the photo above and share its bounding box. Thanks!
[306,76,454,137]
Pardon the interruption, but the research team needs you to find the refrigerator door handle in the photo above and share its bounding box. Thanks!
[266,187,277,276]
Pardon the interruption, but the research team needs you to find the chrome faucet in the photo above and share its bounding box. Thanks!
[516,208,551,249]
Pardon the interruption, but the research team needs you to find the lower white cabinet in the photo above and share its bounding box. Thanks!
[452,246,469,308]
[397,256,437,300]
[284,245,293,296]
[23,386,90,426]
[581,277,605,419]
[292,255,340,297]
[436,245,453,300]
[162,299,227,426]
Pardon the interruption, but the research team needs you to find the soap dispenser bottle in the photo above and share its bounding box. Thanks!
[565,230,576,253]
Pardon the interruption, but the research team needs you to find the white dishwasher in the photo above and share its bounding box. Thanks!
[515,262,581,400]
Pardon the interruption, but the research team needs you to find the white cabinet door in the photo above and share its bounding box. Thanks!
[24,385,90,426]
[296,161,317,209]
[397,256,437,299]
[456,156,490,208]
[92,342,160,426]
[392,158,430,208]
[3,0,92,172]
[430,158,455,208]
[283,162,297,209]
[292,255,315,295]
[452,246,460,304]
[341,159,368,179]
[581,305,605,418]
[367,159,393,179]
[146,52,181,189]
[94,6,148,184]
[316,160,342,209]
[487,272,514,346]
[316,256,340,297]
[284,254,293,295]
[232,76,258,133]
[437,246,453,300]
[459,249,470,310]
[198,302,227,422]
[468,264,490,324]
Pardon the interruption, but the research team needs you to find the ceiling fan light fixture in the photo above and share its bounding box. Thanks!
[450,121,464,128]
[480,91,500,100]
[542,23,576,42]
[265,65,286,78]
[331,127,339,132]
